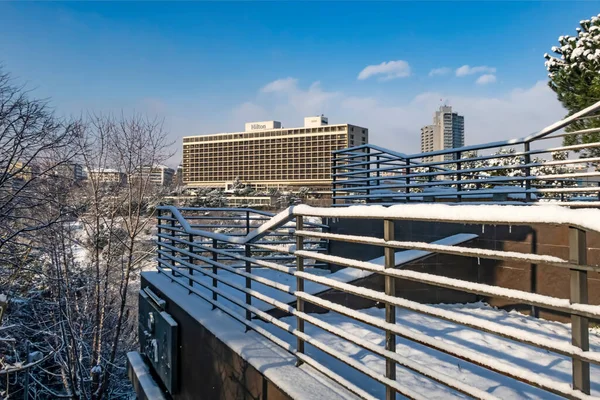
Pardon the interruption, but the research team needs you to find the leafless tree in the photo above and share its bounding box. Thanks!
[0,67,174,399]
[0,68,80,284]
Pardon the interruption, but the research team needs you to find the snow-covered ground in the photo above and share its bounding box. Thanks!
[255,302,600,399]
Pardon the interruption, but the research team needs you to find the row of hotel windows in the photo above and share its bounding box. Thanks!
[184,173,331,182]
[182,126,354,143]
[183,137,347,148]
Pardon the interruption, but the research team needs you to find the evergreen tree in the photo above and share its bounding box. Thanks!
[545,14,600,157]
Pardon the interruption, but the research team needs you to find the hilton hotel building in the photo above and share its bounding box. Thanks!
[182,116,368,189]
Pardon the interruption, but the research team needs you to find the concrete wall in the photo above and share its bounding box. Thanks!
[326,218,600,322]
[141,275,292,400]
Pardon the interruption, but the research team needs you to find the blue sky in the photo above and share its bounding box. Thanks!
[1,1,600,164]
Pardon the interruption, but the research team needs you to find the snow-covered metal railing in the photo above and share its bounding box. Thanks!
[154,204,600,400]
[332,100,600,207]
[156,206,329,268]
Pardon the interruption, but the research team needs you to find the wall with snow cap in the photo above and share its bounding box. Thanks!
[325,216,600,322]
[140,273,359,400]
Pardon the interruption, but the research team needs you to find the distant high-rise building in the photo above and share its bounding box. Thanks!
[420,106,464,162]
[182,116,368,189]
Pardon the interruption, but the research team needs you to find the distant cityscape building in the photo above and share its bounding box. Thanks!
[420,106,465,162]
[130,165,175,187]
[11,161,38,182]
[182,116,368,189]
[55,163,84,182]
[174,164,184,186]
[86,168,127,185]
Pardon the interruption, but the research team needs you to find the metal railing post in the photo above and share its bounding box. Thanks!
[404,159,411,203]
[188,233,194,291]
[212,238,218,309]
[569,227,590,394]
[456,151,462,202]
[296,216,305,366]
[524,142,532,202]
[384,219,396,400]
[246,211,251,235]
[376,156,381,205]
[157,209,163,267]
[170,217,177,276]
[366,147,371,203]
[245,244,252,330]
[332,155,337,206]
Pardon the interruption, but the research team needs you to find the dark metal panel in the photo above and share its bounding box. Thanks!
[139,288,179,395]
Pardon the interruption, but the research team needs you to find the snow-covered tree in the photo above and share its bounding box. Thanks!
[231,177,254,196]
[545,14,600,157]
[0,108,174,399]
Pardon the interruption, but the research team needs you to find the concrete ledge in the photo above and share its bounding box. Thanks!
[142,271,359,400]
[127,351,167,400]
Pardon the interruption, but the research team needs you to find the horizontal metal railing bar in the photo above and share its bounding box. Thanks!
[333,188,531,201]
[294,302,499,400]
[536,128,600,141]
[330,201,533,207]
[157,206,306,245]
[156,265,416,400]
[332,172,600,193]
[332,157,600,183]
[333,142,600,174]
[157,253,293,296]
[159,215,274,222]
[156,235,295,274]
[291,205,600,234]
[296,292,590,400]
[161,261,496,399]
[156,235,318,263]
[332,187,580,200]
[153,266,379,400]
[334,186,599,198]
[157,259,294,312]
[293,248,600,320]
[331,173,586,191]
[260,242,600,321]
[165,206,276,215]
[332,145,454,173]
[533,126,600,141]
[293,230,600,273]
[160,224,299,232]
[292,268,600,366]
[331,200,600,208]
[158,242,324,254]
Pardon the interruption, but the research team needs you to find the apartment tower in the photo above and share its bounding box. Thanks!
[420,106,465,162]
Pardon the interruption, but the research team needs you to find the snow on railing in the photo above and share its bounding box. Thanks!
[332,100,600,207]
[155,204,600,399]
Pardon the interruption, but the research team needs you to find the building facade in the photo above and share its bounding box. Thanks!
[130,165,175,187]
[420,106,465,162]
[86,169,127,185]
[55,163,84,181]
[182,116,368,189]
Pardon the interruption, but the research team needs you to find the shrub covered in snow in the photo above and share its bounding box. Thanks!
[545,14,600,158]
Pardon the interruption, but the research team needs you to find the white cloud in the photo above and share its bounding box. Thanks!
[230,79,565,157]
[476,74,497,85]
[357,60,411,81]
[428,67,451,77]
[261,77,298,93]
[456,65,497,77]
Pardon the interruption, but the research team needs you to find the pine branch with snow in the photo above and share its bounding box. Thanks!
[545,14,600,159]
